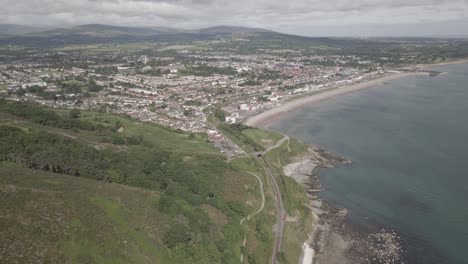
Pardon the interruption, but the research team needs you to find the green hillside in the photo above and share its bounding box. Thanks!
[0,100,273,263]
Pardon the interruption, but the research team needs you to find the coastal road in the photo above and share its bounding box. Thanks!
[257,156,285,264]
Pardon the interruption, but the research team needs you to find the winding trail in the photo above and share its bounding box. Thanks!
[257,156,285,264]
[257,134,290,264]
[265,134,290,153]
[239,171,266,263]
[232,134,290,263]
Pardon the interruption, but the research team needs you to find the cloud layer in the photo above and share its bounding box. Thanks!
[2,0,468,36]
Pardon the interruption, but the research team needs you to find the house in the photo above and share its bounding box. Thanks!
[21,82,47,89]
[225,113,240,124]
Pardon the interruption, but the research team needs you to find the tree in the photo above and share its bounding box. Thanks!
[188,133,196,140]
[69,109,81,119]
[277,252,288,263]
[14,88,26,96]
[163,223,191,248]
[183,109,192,116]
[214,108,226,122]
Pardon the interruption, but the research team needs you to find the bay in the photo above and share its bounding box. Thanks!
[267,63,468,264]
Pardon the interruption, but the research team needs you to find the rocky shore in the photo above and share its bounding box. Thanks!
[284,144,406,264]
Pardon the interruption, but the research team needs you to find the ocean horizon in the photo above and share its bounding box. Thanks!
[267,63,468,264]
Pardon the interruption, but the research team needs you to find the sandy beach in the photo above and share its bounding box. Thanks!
[419,58,468,68]
[245,72,430,128]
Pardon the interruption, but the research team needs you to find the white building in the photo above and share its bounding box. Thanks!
[225,112,240,124]
[21,82,47,89]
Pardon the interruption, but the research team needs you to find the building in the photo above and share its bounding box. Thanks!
[21,82,47,89]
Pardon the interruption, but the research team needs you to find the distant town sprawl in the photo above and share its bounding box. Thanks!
[0,47,455,157]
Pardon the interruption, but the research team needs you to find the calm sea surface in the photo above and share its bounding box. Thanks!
[267,63,468,264]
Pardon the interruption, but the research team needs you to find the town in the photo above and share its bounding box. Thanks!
[0,49,439,157]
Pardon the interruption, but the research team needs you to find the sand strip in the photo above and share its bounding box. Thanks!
[301,242,315,264]
[246,72,425,128]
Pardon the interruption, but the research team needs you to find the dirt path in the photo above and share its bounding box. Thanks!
[240,171,266,263]
[265,135,290,153]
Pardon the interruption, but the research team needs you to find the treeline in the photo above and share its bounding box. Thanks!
[58,78,104,93]
[94,66,119,75]
[219,123,264,151]
[0,126,106,177]
[180,64,237,76]
[239,80,262,86]
[0,101,96,131]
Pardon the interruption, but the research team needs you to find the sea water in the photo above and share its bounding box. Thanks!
[268,63,468,264]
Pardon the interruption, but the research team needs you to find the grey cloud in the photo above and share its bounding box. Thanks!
[1,0,468,36]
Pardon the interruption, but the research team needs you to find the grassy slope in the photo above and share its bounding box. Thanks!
[0,101,311,263]
[216,125,313,264]
[78,111,217,153]
[229,156,277,262]
[242,128,284,149]
[0,163,168,264]
[0,102,270,263]
[264,138,312,264]
[0,161,272,264]
[240,128,314,264]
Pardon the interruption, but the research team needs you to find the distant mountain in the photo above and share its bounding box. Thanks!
[32,24,184,37]
[30,24,270,38]
[0,23,330,47]
[197,25,272,34]
[0,24,51,35]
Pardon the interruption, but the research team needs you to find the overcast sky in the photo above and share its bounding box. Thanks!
[2,0,468,36]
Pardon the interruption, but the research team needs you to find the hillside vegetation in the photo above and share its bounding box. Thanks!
[0,100,317,264]
[0,100,271,263]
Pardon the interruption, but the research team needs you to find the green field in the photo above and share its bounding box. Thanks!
[57,43,156,53]
[242,128,284,149]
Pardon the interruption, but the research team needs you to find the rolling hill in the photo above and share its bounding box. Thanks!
[0,24,50,35]
[32,24,186,37]
[0,23,279,47]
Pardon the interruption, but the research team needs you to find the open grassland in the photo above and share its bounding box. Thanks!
[78,111,218,153]
[242,128,284,149]
[157,45,197,51]
[56,43,156,52]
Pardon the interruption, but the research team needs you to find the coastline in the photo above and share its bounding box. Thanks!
[245,72,424,128]
[419,58,468,68]
[245,60,468,263]
[246,57,468,129]
[283,145,406,264]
